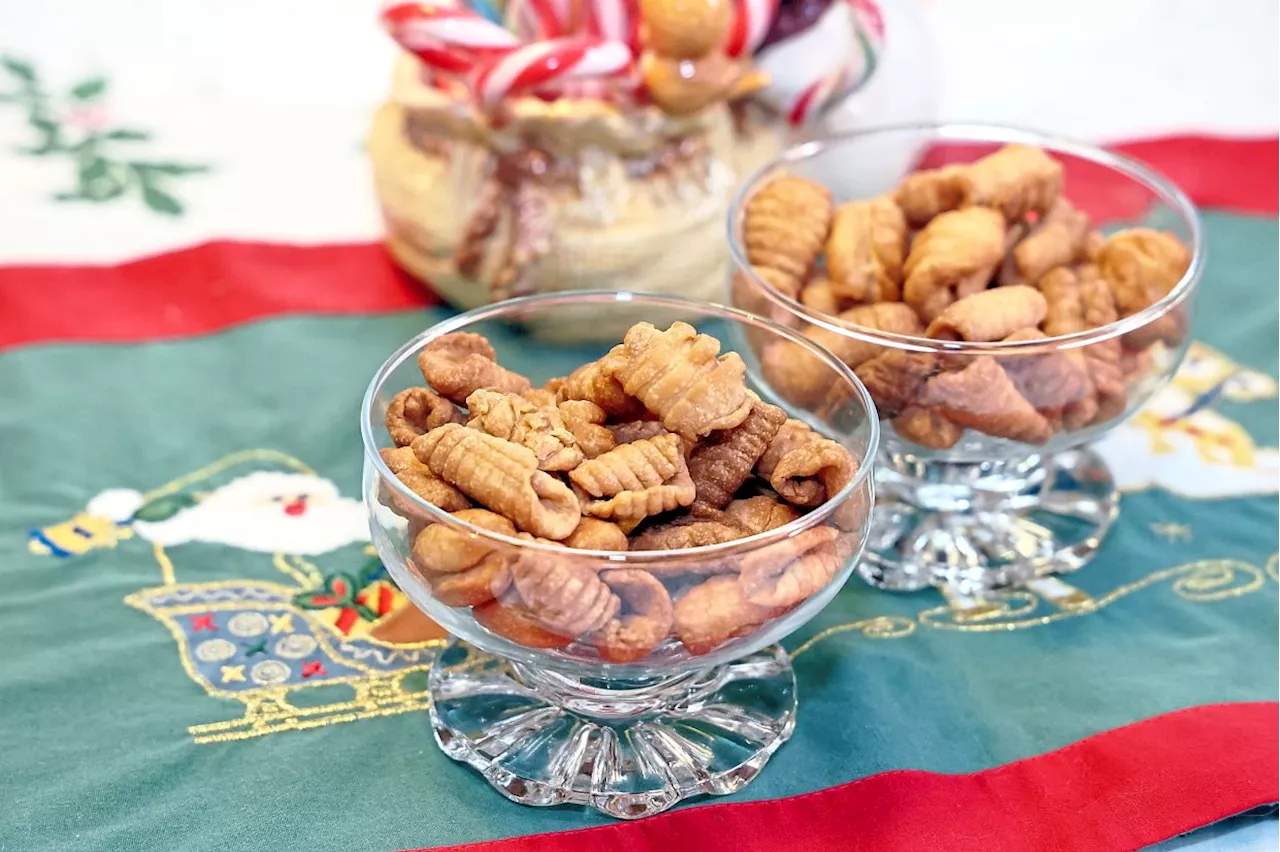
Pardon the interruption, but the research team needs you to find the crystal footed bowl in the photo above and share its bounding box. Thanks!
[360,291,878,819]
[727,124,1204,596]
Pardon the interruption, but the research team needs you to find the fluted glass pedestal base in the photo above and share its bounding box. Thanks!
[429,641,797,819]
[860,447,1119,596]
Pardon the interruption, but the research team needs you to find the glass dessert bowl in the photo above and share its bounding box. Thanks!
[360,291,878,818]
[728,124,1204,595]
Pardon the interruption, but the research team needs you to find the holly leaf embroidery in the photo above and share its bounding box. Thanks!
[70,77,107,101]
[2,57,35,82]
[133,494,197,523]
[141,184,182,216]
[103,128,149,142]
[131,161,209,176]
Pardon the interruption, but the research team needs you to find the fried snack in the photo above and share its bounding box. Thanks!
[557,358,645,420]
[602,321,752,440]
[1012,198,1090,283]
[686,397,788,510]
[413,423,581,540]
[761,302,923,406]
[1083,230,1107,262]
[1098,228,1191,316]
[569,432,697,522]
[722,495,801,534]
[916,357,1053,444]
[473,600,572,649]
[521,386,560,409]
[743,175,833,291]
[673,575,780,655]
[429,552,513,607]
[925,285,1049,342]
[854,350,938,418]
[509,556,620,636]
[895,164,969,227]
[608,420,695,456]
[903,207,1007,322]
[367,605,448,644]
[893,405,964,450]
[1000,329,1095,425]
[563,518,629,551]
[629,514,747,551]
[379,446,472,512]
[386,387,463,447]
[825,196,908,303]
[756,420,858,509]
[739,525,842,608]
[1040,266,1127,424]
[418,332,532,403]
[466,389,583,472]
[412,508,515,573]
[592,569,675,662]
[800,278,843,315]
[557,400,616,459]
[962,144,1063,220]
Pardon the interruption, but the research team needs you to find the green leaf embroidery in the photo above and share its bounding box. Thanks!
[69,77,107,101]
[131,161,209,176]
[103,128,149,142]
[2,57,35,81]
[141,184,183,215]
[78,156,110,184]
[133,494,197,523]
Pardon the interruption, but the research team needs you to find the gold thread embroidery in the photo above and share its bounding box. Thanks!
[140,449,315,503]
[153,541,177,586]
[271,552,319,589]
[1150,522,1193,543]
[789,616,916,659]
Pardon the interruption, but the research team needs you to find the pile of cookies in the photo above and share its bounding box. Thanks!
[378,321,864,662]
[736,144,1193,449]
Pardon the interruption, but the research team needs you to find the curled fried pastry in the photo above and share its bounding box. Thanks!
[557,358,645,420]
[418,332,532,403]
[926,285,1049,341]
[629,514,746,552]
[962,144,1063,220]
[1040,266,1127,424]
[603,321,752,439]
[1000,329,1094,420]
[674,575,780,655]
[1098,228,1191,316]
[895,164,969,226]
[429,552,513,607]
[893,405,964,449]
[466,389,582,472]
[413,423,581,539]
[854,350,938,418]
[756,420,858,508]
[903,207,1007,322]
[740,525,843,608]
[687,397,788,510]
[520,386,560,409]
[563,518,629,551]
[723,495,801,535]
[569,433,697,522]
[1013,198,1090,283]
[743,175,833,290]
[412,508,515,573]
[825,196,908,303]
[379,446,471,512]
[609,420,695,456]
[509,556,620,637]
[473,600,571,648]
[761,302,923,406]
[592,569,674,663]
[557,400,616,459]
[386,387,463,447]
[800,278,843,315]
[916,357,1052,444]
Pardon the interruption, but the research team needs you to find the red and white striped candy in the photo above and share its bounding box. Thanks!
[724,0,778,58]
[474,37,633,107]
[582,0,634,45]
[786,63,852,126]
[382,1,520,73]
[504,0,574,40]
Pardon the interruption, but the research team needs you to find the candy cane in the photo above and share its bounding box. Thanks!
[474,37,632,107]
[724,0,778,58]
[382,1,520,73]
[786,64,852,126]
[504,0,573,39]
[582,0,632,43]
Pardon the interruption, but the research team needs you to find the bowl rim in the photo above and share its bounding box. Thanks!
[725,121,1207,355]
[359,289,881,560]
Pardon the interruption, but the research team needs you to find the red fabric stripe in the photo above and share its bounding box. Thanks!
[409,702,1278,852]
[0,136,1273,351]
[0,241,435,350]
